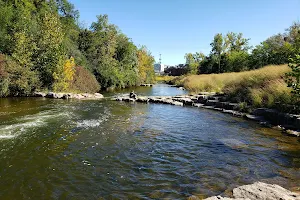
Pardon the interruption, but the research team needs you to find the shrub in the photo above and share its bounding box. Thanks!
[0,54,9,97]
[286,55,300,100]
[71,66,100,93]
[0,54,40,96]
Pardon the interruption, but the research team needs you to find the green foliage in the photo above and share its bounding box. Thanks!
[0,0,151,96]
[0,54,9,97]
[286,55,300,100]
[181,22,299,77]
[185,52,204,74]
[0,54,40,97]
[34,10,65,87]
[227,51,249,72]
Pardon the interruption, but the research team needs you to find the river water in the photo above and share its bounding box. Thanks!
[0,84,299,199]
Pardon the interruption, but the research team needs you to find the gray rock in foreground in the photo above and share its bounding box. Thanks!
[203,182,300,200]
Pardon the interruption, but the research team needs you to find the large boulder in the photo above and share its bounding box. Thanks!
[33,92,46,97]
[203,182,300,200]
[94,93,104,99]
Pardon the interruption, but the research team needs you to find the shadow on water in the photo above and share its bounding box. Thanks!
[0,84,299,199]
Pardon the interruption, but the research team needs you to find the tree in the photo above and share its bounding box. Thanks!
[210,33,224,73]
[286,55,300,101]
[225,32,250,52]
[185,53,198,74]
[53,57,76,92]
[137,46,155,84]
[227,51,249,72]
[34,10,65,87]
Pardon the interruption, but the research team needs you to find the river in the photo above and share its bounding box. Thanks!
[0,84,299,199]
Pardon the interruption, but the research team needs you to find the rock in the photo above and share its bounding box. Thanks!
[187,195,201,200]
[233,182,300,200]
[170,100,183,106]
[33,92,46,97]
[204,196,242,200]
[94,93,104,99]
[204,182,300,200]
[284,129,300,137]
[197,95,208,104]
[45,92,55,98]
[173,97,193,106]
[141,84,153,87]
[223,103,239,111]
[215,102,229,109]
[245,114,265,122]
[205,100,219,107]
[192,103,204,108]
[136,96,149,103]
[94,93,104,98]
[178,87,185,90]
[62,93,73,99]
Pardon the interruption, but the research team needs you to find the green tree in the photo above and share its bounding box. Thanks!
[210,33,224,73]
[34,10,65,87]
[286,55,300,101]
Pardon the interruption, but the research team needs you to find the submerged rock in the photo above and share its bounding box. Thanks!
[203,182,300,200]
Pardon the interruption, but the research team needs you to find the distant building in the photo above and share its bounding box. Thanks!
[154,54,165,74]
[154,63,165,73]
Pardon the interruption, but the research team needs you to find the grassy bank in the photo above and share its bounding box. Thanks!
[155,75,176,83]
[168,65,297,111]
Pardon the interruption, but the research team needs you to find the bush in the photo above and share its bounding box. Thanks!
[0,54,40,96]
[0,54,9,97]
[71,66,100,93]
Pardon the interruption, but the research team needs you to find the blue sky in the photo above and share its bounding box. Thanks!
[69,0,300,65]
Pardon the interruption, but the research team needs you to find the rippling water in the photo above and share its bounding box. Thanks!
[0,84,299,199]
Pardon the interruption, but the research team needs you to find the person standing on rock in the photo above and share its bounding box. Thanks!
[130,91,137,99]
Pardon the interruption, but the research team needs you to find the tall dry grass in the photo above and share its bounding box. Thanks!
[172,65,294,108]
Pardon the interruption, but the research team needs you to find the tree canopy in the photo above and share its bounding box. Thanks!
[0,0,155,97]
[180,22,300,75]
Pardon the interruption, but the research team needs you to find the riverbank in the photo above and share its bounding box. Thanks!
[32,92,104,100]
[157,65,299,114]
[114,92,300,137]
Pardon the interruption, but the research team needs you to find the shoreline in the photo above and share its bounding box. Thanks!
[32,92,104,100]
[114,92,300,137]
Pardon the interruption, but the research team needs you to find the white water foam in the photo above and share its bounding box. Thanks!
[0,135,15,139]
[0,110,70,139]
[76,118,106,128]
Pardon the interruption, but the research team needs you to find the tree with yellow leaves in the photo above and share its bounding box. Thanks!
[137,46,155,84]
[53,57,76,92]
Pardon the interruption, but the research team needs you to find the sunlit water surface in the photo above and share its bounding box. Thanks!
[0,84,299,199]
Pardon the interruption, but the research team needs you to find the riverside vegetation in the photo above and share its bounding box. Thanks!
[0,0,155,97]
[159,23,300,113]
